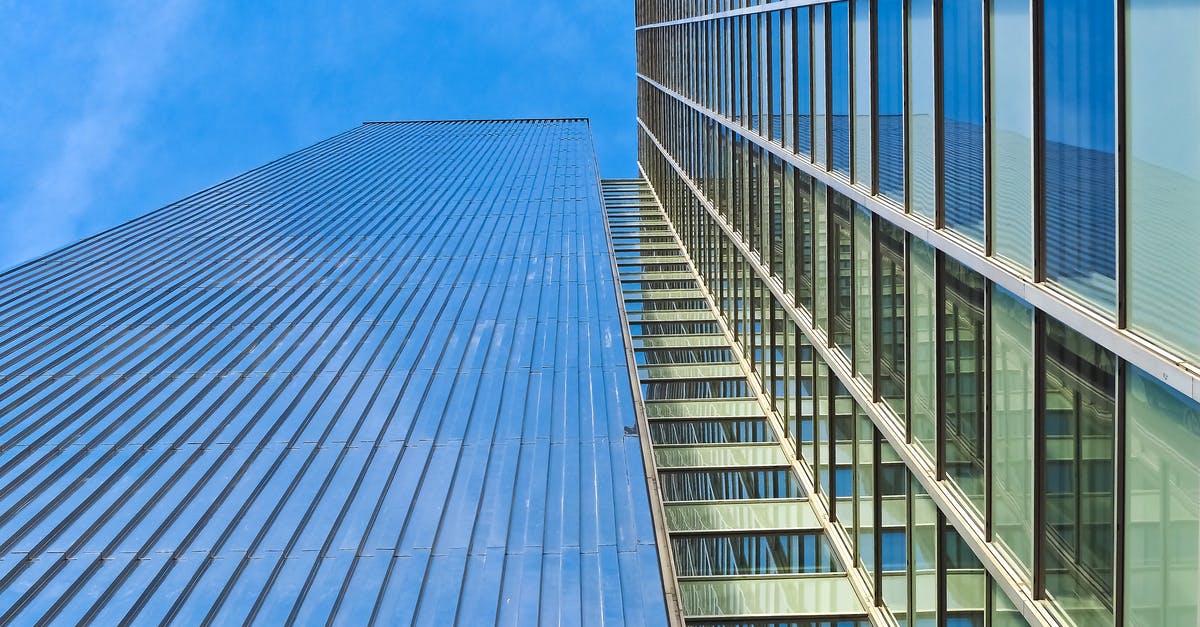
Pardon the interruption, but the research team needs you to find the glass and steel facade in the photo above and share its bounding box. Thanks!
[633,2,1200,626]
[0,119,673,624]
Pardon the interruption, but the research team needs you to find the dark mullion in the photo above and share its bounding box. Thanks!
[982,0,994,257]
[901,0,912,216]
[870,0,880,197]
[872,426,885,606]
[828,362,839,523]
[936,510,948,625]
[1032,0,1046,283]
[904,232,913,444]
[1113,359,1127,626]
[1032,310,1046,598]
[934,250,946,480]
[849,0,859,184]
[825,5,835,172]
[983,279,994,542]
[1114,0,1128,330]
[933,0,946,229]
[871,215,883,401]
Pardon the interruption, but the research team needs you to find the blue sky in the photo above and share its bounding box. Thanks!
[0,1,636,269]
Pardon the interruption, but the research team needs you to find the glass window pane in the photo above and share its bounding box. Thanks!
[814,180,829,333]
[855,409,876,589]
[831,1,852,176]
[880,441,910,622]
[672,532,840,576]
[990,0,1034,271]
[909,237,937,456]
[815,355,832,497]
[795,7,813,157]
[1125,366,1200,626]
[795,169,814,312]
[877,219,906,419]
[943,522,987,626]
[749,14,761,134]
[943,256,986,515]
[1043,0,1116,311]
[781,10,794,150]
[877,0,905,202]
[1040,317,1115,625]
[908,0,937,220]
[853,0,873,188]
[854,205,873,379]
[911,478,938,626]
[990,579,1031,626]
[770,11,784,143]
[941,0,985,243]
[797,327,816,462]
[813,5,829,166]
[990,286,1034,575]
[1126,0,1200,363]
[831,190,855,358]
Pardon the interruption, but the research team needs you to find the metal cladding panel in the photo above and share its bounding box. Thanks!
[0,120,668,625]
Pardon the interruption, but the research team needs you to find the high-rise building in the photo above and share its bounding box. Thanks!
[3,5,1198,626]
[0,119,672,624]
[631,1,1199,626]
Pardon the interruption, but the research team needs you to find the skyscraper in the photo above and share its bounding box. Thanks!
[631,1,1199,626]
[3,4,1198,626]
[0,119,671,624]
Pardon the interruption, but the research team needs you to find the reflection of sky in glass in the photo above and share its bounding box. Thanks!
[1127,0,1200,361]
[990,0,1034,271]
[830,2,850,175]
[877,0,904,202]
[853,0,872,188]
[907,0,936,220]
[796,7,812,157]
[1044,0,1116,310]
[941,0,984,243]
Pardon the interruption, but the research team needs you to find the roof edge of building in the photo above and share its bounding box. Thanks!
[362,117,589,125]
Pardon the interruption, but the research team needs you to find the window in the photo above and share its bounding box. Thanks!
[1126,0,1200,362]
[1043,0,1116,311]
[1039,316,1115,625]
[941,0,985,243]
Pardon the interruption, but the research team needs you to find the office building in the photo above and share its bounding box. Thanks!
[631,1,1200,625]
[0,119,671,624]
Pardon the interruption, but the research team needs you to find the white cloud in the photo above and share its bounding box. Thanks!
[3,0,197,266]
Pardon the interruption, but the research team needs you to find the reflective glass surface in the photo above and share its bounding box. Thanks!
[795,7,813,157]
[830,1,851,176]
[909,238,937,456]
[1043,0,1116,311]
[876,219,905,420]
[852,0,872,188]
[941,0,985,243]
[877,0,905,202]
[830,192,855,358]
[853,205,872,379]
[813,5,829,167]
[1040,317,1115,625]
[1126,0,1200,362]
[942,257,986,514]
[907,0,937,220]
[990,286,1034,574]
[990,0,1034,271]
[673,532,840,576]
[1125,366,1200,626]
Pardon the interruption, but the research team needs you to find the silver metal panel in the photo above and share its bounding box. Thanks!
[0,120,668,624]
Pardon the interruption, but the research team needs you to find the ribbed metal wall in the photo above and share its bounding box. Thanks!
[0,119,668,625]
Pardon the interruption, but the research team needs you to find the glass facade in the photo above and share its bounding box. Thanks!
[0,120,673,623]
[636,2,1200,625]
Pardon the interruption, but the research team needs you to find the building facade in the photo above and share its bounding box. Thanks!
[632,1,1200,626]
[0,119,671,624]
